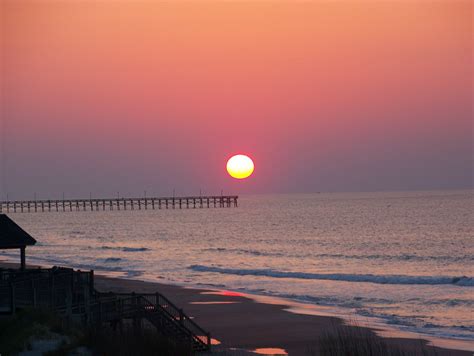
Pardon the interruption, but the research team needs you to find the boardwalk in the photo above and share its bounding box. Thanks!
[0,195,238,213]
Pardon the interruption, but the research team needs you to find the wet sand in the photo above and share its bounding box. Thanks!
[1,261,471,355]
[95,275,471,356]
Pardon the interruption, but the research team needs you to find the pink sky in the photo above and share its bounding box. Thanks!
[1,0,472,198]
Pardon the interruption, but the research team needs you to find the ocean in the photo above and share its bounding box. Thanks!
[1,190,473,345]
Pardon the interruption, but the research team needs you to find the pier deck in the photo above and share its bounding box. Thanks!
[0,195,238,213]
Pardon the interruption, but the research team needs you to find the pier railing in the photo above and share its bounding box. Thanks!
[0,195,238,213]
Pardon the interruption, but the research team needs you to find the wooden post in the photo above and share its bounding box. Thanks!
[90,270,95,294]
[132,292,141,335]
[33,286,37,307]
[10,283,15,315]
[50,269,55,309]
[20,247,26,270]
[207,333,212,349]
[66,282,72,317]
[155,292,160,308]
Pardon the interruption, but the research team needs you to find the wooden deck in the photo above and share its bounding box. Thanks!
[0,267,211,351]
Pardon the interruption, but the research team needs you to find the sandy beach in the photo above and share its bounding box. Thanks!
[94,273,471,356]
[1,259,472,355]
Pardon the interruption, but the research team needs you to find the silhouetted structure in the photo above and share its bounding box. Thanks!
[0,266,211,351]
[0,195,238,213]
[0,214,37,269]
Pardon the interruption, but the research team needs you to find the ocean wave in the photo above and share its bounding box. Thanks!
[203,247,284,257]
[189,265,473,286]
[99,246,150,252]
[204,248,473,263]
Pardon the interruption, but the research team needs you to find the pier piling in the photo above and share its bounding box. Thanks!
[0,195,238,213]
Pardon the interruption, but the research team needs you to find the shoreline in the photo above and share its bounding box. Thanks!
[94,274,473,355]
[1,260,471,355]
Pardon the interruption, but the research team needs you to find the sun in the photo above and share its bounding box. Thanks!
[226,155,254,179]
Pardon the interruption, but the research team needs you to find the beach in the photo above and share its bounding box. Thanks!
[1,258,472,355]
[3,0,471,353]
[0,191,472,354]
[2,192,472,345]
[93,273,472,355]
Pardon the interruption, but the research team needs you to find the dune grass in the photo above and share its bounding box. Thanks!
[0,307,69,355]
[0,308,192,356]
[308,322,438,356]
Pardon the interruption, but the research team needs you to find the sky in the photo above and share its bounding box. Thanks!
[1,0,472,199]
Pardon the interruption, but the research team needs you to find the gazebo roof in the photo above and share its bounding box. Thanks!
[0,214,37,249]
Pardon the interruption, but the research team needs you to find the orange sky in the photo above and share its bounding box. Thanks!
[1,0,472,197]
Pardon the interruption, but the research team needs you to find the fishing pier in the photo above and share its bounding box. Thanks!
[0,195,238,213]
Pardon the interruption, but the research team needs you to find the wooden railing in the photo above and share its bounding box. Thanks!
[0,267,93,313]
[95,292,211,350]
[0,267,211,351]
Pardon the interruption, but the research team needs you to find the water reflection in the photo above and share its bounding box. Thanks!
[190,301,241,305]
[201,290,245,297]
[253,348,288,355]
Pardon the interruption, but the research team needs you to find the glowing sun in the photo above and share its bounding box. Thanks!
[226,154,254,179]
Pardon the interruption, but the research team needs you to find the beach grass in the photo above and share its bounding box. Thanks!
[308,322,438,356]
[0,308,192,356]
[0,307,68,355]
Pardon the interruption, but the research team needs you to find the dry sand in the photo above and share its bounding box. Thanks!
[1,261,471,355]
[95,274,471,356]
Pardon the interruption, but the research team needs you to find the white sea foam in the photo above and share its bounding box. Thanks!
[189,265,473,286]
[2,190,473,344]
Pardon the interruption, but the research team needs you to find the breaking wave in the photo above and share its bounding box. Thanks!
[189,265,473,286]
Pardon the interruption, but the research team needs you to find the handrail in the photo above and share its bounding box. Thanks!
[96,291,210,339]
[94,292,210,349]
[0,268,211,351]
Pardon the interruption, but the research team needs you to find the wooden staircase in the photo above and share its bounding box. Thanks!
[0,267,211,352]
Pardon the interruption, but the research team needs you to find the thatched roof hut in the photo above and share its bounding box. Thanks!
[0,214,36,269]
